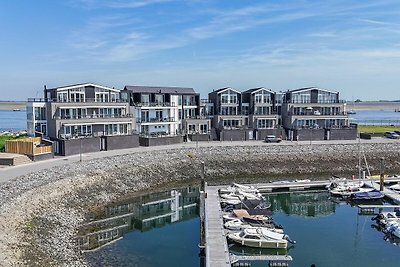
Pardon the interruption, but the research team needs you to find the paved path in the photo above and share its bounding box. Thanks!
[0,137,397,184]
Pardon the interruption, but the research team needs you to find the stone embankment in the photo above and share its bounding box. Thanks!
[1,142,400,266]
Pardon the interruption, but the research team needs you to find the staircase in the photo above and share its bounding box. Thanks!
[0,153,32,166]
[12,154,32,166]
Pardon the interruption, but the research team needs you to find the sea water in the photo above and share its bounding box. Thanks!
[81,187,400,267]
[0,110,27,131]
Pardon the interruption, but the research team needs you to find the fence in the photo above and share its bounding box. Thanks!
[5,137,52,155]
[349,119,400,126]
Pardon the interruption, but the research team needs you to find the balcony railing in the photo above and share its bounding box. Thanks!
[55,114,133,120]
[136,117,176,123]
[288,112,346,116]
[134,102,176,107]
[285,100,346,104]
[28,98,128,103]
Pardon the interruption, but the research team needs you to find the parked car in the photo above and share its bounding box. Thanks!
[265,135,282,143]
[384,132,400,139]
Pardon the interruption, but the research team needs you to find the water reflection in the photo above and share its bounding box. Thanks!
[264,191,336,217]
[77,187,199,251]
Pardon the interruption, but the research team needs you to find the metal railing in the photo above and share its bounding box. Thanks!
[134,102,176,107]
[55,114,133,120]
[28,98,128,103]
[288,112,346,116]
[136,117,176,123]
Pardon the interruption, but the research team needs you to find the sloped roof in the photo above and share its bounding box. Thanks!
[48,83,120,92]
[242,87,275,94]
[124,85,196,94]
[287,87,339,94]
[213,87,241,94]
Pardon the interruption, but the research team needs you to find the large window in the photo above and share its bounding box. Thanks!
[155,94,164,105]
[104,123,129,135]
[254,92,271,104]
[257,119,274,129]
[220,92,238,104]
[141,94,150,105]
[318,92,338,103]
[292,92,311,103]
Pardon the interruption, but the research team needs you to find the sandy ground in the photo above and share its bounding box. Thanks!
[0,101,26,110]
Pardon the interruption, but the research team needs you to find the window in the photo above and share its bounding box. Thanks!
[155,94,164,105]
[141,94,150,105]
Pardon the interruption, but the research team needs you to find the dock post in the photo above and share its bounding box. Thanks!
[199,161,206,265]
[380,157,385,191]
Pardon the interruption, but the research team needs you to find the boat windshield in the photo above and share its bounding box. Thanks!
[239,232,246,238]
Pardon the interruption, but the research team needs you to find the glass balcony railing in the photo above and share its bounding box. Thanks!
[136,117,176,123]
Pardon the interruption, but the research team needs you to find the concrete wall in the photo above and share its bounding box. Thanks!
[328,128,358,140]
[28,153,54,161]
[105,135,139,150]
[256,129,286,141]
[61,137,102,156]
[139,136,183,146]
[188,134,211,142]
[295,128,325,141]
[218,129,255,141]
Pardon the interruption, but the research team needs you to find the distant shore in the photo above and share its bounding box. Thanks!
[0,101,26,111]
[350,101,400,111]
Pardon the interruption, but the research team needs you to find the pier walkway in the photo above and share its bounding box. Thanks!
[366,180,400,204]
[205,185,231,267]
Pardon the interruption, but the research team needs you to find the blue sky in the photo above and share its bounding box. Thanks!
[1,0,400,101]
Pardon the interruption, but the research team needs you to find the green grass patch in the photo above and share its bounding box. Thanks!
[358,125,400,133]
[0,135,27,152]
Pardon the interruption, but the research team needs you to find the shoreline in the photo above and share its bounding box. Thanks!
[0,141,400,266]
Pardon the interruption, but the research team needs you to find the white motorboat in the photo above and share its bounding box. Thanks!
[372,211,400,227]
[220,190,264,201]
[222,209,271,223]
[224,218,284,233]
[389,184,400,193]
[227,227,295,249]
[219,183,259,195]
[329,186,374,197]
[327,177,365,190]
[385,221,400,239]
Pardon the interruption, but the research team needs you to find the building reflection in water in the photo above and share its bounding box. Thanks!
[264,191,336,217]
[76,187,199,251]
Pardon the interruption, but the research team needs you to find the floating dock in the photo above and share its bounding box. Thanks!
[203,177,400,266]
[204,185,293,267]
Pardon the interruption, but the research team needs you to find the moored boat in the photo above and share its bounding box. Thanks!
[349,189,385,200]
[224,218,284,233]
[227,227,295,249]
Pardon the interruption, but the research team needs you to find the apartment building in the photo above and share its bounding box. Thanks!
[121,85,211,145]
[27,83,139,155]
[241,87,282,140]
[282,87,355,140]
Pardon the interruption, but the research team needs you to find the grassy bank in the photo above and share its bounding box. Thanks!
[358,125,400,133]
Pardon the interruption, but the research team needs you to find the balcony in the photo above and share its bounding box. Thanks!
[288,111,347,116]
[134,102,176,107]
[55,114,133,120]
[285,100,346,104]
[136,117,176,123]
[28,98,128,103]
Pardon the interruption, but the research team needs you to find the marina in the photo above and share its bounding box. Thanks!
[202,177,400,267]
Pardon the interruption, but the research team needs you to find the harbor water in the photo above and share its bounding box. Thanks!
[80,186,400,267]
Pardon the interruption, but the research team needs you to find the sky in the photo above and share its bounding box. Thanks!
[1,0,400,101]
